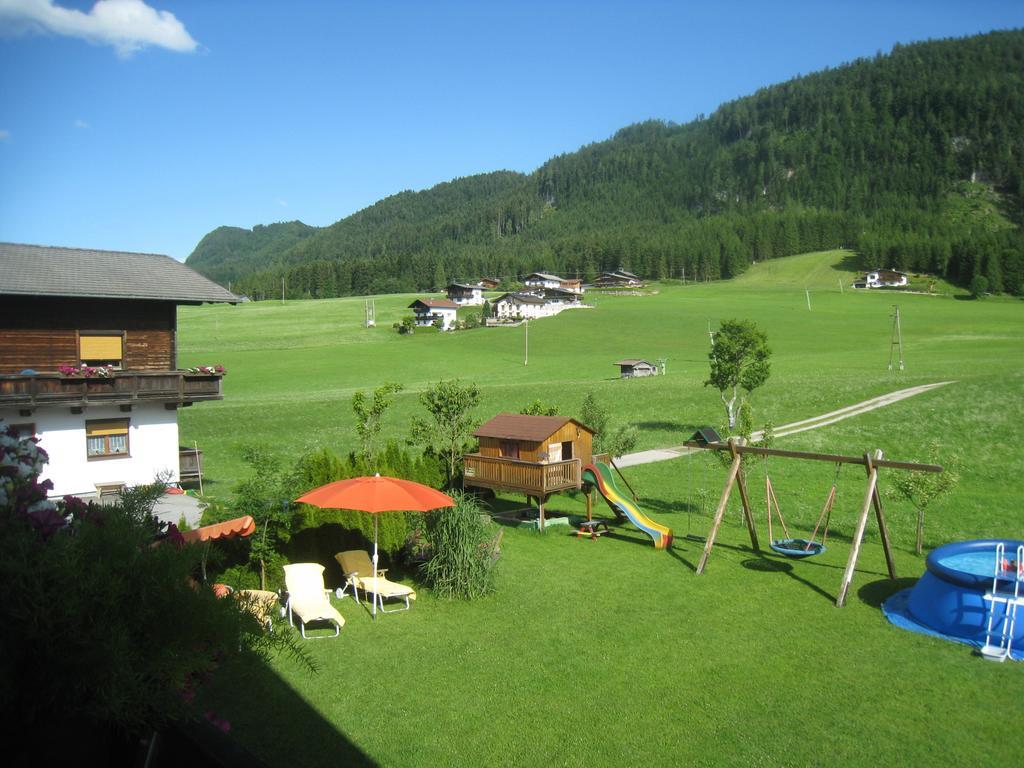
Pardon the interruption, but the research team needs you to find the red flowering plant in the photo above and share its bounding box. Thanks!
[58,363,115,377]
[186,364,226,375]
[0,420,310,762]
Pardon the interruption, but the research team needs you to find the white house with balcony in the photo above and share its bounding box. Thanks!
[408,298,459,330]
[0,242,237,498]
[446,282,485,306]
[492,292,558,320]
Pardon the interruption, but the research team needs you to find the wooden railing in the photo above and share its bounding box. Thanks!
[0,371,223,409]
[463,454,581,495]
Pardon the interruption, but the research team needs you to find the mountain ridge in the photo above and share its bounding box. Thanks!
[186,30,1024,298]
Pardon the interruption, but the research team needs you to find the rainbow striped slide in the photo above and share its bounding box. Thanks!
[582,462,673,550]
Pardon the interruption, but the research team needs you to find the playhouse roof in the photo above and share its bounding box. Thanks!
[474,413,593,442]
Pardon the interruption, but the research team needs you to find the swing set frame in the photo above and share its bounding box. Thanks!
[682,437,943,607]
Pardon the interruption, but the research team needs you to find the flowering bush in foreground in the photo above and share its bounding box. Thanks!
[0,421,309,761]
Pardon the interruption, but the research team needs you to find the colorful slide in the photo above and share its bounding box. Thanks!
[582,462,673,550]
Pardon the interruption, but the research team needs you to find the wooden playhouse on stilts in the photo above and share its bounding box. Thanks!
[462,413,594,530]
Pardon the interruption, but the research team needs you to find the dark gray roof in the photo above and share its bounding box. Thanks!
[0,242,238,304]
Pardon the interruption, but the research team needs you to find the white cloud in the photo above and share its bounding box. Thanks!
[73,118,89,129]
[277,199,289,208]
[0,0,198,58]
[0,129,9,141]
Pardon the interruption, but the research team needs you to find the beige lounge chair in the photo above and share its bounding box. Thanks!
[235,589,279,632]
[282,563,345,638]
[335,550,416,614]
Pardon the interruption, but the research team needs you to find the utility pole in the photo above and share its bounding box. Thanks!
[524,318,529,365]
[888,305,905,371]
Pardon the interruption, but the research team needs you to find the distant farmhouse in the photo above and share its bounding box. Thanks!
[594,269,643,288]
[492,286,584,322]
[614,359,658,378]
[445,282,485,306]
[0,242,237,498]
[408,298,459,330]
[478,277,501,290]
[852,269,909,289]
[524,272,584,294]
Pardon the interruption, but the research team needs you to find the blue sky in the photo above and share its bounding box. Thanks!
[2,1,1023,262]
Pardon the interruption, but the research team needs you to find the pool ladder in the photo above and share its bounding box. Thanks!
[981,543,1024,662]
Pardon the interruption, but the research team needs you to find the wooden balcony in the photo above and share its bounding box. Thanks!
[0,371,223,411]
[463,454,581,496]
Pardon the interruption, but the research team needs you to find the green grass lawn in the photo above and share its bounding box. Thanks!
[182,250,1024,766]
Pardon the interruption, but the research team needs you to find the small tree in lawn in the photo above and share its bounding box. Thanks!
[580,391,638,459]
[520,399,560,416]
[410,379,481,487]
[352,381,403,465]
[231,445,296,589]
[705,318,771,430]
[888,441,961,555]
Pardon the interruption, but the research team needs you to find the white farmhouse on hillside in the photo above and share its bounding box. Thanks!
[446,282,485,306]
[852,269,909,289]
[493,292,558,320]
[0,242,238,498]
[408,298,459,330]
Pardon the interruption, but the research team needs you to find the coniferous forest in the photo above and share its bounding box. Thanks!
[186,31,1024,298]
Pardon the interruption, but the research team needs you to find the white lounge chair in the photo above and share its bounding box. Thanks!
[282,563,345,639]
[335,550,416,614]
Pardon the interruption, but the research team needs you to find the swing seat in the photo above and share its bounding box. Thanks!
[770,538,826,559]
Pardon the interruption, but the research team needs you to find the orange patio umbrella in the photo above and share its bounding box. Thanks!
[180,515,257,545]
[295,474,454,616]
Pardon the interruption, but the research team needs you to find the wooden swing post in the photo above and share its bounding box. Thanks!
[696,438,759,574]
[684,438,942,607]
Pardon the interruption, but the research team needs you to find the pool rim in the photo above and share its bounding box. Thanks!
[925,538,1024,589]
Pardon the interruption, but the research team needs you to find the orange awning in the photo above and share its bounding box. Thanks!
[180,515,256,544]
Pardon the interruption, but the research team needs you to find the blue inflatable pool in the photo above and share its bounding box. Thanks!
[883,539,1024,658]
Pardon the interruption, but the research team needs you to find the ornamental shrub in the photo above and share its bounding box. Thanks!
[421,492,498,599]
[0,422,309,761]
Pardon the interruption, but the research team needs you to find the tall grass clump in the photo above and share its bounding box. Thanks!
[421,492,498,599]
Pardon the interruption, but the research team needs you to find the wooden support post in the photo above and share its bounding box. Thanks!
[735,467,759,551]
[872,485,897,579]
[696,438,744,575]
[836,449,883,607]
[586,487,593,522]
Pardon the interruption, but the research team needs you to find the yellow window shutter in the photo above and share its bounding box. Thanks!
[80,335,123,361]
[86,420,128,437]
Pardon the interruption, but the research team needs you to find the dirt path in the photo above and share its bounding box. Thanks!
[614,381,954,468]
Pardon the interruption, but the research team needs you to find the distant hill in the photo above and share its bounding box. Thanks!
[187,221,317,286]
[187,30,1024,298]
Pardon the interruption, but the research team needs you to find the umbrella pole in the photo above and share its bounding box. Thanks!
[373,516,379,618]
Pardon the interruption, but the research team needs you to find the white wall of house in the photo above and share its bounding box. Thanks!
[2,403,180,497]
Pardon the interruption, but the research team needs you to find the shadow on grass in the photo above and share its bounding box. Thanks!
[857,577,918,608]
[203,652,378,768]
[831,252,862,273]
[741,556,836,603]
[634,420,701,432]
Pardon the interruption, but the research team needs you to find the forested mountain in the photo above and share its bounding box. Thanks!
[187,30,1024,298]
